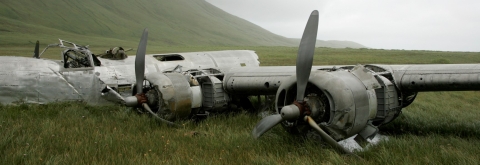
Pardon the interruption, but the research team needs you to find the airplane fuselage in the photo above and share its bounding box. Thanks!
[0,50,259,104]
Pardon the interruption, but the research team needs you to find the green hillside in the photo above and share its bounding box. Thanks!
[0,0,365,48]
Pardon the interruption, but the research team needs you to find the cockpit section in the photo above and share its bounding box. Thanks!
[59,40,100,69]
[63,49,99,68]
[36,39,101,69]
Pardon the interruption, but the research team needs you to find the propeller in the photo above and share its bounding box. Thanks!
[124,28,148,107]
[304,116,355,155]
[135,29,148,94]
[252,10,356,156]
[296,10,318,103]
[123,28,179,127]
[33,40,40,59]
[252,10,318,138]
[251,114,283,138]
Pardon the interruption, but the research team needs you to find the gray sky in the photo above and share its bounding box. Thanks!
[206,0,480,52]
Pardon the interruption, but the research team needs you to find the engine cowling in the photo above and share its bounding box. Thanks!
[139,69,230,121]
[143,72,195,121]
[276,65,387,140]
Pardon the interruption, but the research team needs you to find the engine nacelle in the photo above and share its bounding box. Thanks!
[142,69,231,121]
[144,72,197,120]
[276,65,391,140]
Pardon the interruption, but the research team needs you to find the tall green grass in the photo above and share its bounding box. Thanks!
[1,47,480,164]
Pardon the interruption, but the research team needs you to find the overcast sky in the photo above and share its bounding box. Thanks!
[206,0,480,52]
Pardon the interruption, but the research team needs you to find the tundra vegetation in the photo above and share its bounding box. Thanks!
[1,46,480,164]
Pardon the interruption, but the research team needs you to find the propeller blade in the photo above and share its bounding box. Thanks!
[33,40,40,59]
[142,103,180,127]
[304,116,354,155]
[252,114,283,139]
[296,10,319,102]
[135,28,148,94]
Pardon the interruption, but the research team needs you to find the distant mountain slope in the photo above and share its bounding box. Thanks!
[0,0,365,48]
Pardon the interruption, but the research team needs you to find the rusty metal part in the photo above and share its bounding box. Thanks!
[135,93,148,105]
[293,100,311,116]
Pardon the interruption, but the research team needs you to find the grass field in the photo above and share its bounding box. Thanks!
[1,46,480,164]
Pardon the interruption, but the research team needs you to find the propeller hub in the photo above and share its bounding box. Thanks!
[125,96,138,107]
[280,99,312,120]
[280,104,300,120]
[124,93,149,107]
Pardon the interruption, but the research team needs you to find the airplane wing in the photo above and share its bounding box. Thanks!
[204,63,480,136]
[121,57,480,154]
[371,64,480,91]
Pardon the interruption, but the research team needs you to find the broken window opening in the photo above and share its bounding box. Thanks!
[153,54,185,61]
